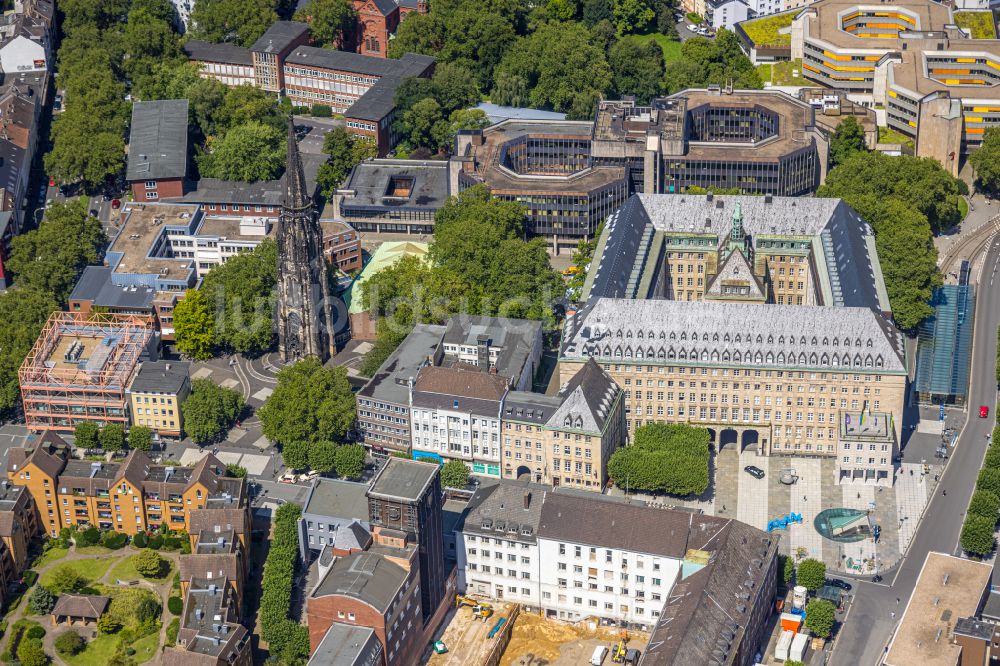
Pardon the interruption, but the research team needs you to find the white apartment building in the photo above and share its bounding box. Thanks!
[409,366,507,479]
[164,214,270,277]
[441,315,544,392]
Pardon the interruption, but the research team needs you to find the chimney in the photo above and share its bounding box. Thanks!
[523,491,531,510]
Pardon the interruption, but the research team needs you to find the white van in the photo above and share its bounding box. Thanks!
[591,645,608,665]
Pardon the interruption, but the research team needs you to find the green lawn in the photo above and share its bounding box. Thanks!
[61,633,119,666]
[954,10,997,39]
[878,125,915,150]
[131,631,160,664]
[74,545,114,556]
[108,554,173,583]
[959,197,969,220]
[40,557,114,588]
[35,547,68,568]
[758,59,803,86]
[739,10,796,46]
[625,33,683,66]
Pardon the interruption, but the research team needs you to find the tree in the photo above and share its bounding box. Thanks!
[99,424,125,453]
[308,441,337,473]
[295,0,355,46]
[796,558,826,591]
[492,22,611,118]
[607,423,711,495]
[76,526,100,546]
[258,358,356,445]
[225,463,248,478]
[804,599,836,638]
[401,98,450,153]
[971,127,1000,195]
[829,116,867,167]
[664,30,762,92]
[613,0,655,34]
[16,639,48,666]
[48,565,85,594]
[133,549,167,578]
[609,38,665,104]
[181,379,245,444]
[334,444,366,480]
[0,288,56,415]
[197,121,284,182]
[315,128,378,196]
[977,467,1000,497]
[439,6,519,91]
[968,490,1000,520]
[128,426,153,452]
[388,12,447,61]
[779,554,795,585]
[961,514,997,556]
[191,0,278,47]
[74,422,99,450]
[54,631,85,656]
[200,239,277,354]
[29,586,56,615]
[281,440,309,471]
[7,201,106,305]
[173,289,216,360]
[167,596,184,615]
[214,85,283,135]
[440,459,470,488]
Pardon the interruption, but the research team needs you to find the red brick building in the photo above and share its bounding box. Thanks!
[319,219,362,273]
[352,0,428,58]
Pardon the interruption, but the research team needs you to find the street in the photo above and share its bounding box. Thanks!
[830,231,1000,666]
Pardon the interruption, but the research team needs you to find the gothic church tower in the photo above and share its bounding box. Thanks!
[277,118,335,363]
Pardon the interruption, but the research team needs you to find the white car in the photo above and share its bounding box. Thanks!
[687,23,697,31]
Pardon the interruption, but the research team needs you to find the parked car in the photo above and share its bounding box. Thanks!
[111,198,121,209]
[743,465,765,479]
[686,23,697,31]
[980,405,990,418]
[826,578,852,591]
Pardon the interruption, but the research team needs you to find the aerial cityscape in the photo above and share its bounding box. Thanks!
[0,0,998,665]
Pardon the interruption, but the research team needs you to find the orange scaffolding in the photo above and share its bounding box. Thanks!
[18,312,153,433]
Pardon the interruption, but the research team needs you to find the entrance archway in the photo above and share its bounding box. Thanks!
[741,429,760,453]
[514,465,531,480]
[719,428,739,451]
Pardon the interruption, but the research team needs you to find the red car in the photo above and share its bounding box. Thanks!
[48,178,54,187]
[980,405,990,418]
[111,199,121,209]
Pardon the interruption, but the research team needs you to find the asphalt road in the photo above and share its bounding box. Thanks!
[830,234,1000,666]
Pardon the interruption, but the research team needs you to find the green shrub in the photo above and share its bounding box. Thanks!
[260,503,307,661]
[22,570,37,587]
[311,104,332,117]
[969,490,1000,520]
[16,637,46,666]
[166,617,180,646]
[28,586,54,615]
[133,532,148,548]
[76,526,101,547]
[24,624,45,640]
[100,531,127,549]
[168,596,183,615]
[148,535,163,549]
[53,631,85,656]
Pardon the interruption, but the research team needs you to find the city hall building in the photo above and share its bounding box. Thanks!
[791,0,1000,174]
[452,87,828,251]
[565,193,905,486]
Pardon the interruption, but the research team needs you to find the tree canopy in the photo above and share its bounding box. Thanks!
[7,201,106,305]
[664,30,762,92]
[609,38,665,105]
[971,127,1000,195]
[335,444,366,479]
[197,121,285,182]
[607,423,710,495]
[392,64,484,154]
[961,514,997,556]
[818,152,963,330]
[829,116,867,167]
[795,558,826,591]
[99,424,125,452]
[181,379,245,444]
[258,357,356,445]
[440,459,470,488]
[804,599,836,638]
[173,289,216,360]
[0,288,57,415]
[295,0,355,46]
[200,238,278,354]
[191,0,278,47]
[315,128,377,196]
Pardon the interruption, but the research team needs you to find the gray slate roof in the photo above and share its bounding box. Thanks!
[127,99,189,182]
[69,266,158,309]
[442,315,542,385]
[250,21,308,54]
[302,477,370,522]
[546,359,620,434]
[312,551,408,612]
[562,298,907,373]
[587,193,890,313]
[286,46,425,78]
[333,519,371,552]
[129,360,189,394]
[182,40,252,66]
[458,479,547,545]
[358,323,445,407]
[308,623,382,666]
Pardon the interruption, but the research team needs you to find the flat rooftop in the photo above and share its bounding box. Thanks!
[840,411,893,440]
[886,552,993,666]
[340,159,450,213]
[367,457,438,502]
[889,40,1000,98]
[111,202,202,277]
[302,477,369,521]
[801,0,956,51]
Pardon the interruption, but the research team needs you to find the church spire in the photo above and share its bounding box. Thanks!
[731,202,744,243]
[283,116,310,213]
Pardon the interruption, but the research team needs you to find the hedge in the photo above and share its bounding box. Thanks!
[167,596,183,616]
[960,400,1000,556]
[260,503,309,661]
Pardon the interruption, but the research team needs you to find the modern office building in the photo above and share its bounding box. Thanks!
[18,312,155,432]
[7,438,246,537]
[453,88,829,250]
[337,159,450,235]
[319,219,362,273]
[791,0,1000,174]
[456,480,780,660]
[501,359,626,490]
[126,360,191,439]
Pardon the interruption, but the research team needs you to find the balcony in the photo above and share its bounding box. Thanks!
[169,516,185,524]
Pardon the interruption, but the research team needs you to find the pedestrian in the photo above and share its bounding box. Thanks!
[891,611,896,619]
[722,504,726,512]
[803,495,807,502]
[896,597,900,605]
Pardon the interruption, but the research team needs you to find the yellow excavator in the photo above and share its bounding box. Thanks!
[612,630,629,663]
[455,595,494,620]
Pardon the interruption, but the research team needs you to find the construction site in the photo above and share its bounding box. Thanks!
[18,312,154,432]
[499,613,647,666]
[426,596,517,666]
